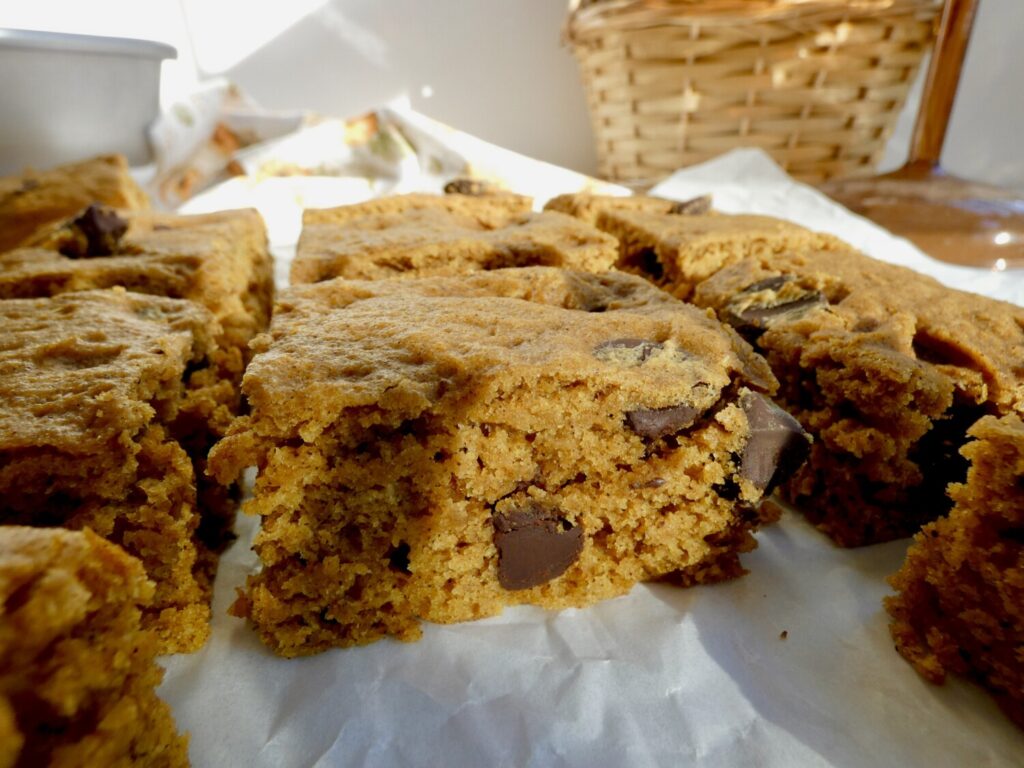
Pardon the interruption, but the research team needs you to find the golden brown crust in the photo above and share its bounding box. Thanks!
[6,207,273,379]
[0,527,189,767]
[543,192,684,225]
[597,208,850,299]
[292,194,617,284]
[0,155,149,252]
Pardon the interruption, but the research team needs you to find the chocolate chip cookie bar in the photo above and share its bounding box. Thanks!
[0,154,149,252]
[0,289,234,652]
[210,267,809,655]
[544,192,711,225]
[886,415,1024,730]
[292,193,617,283]
[0,526,189,767]
[690,249,1024,546]
[592,207,849,299]
[5,205,274,384]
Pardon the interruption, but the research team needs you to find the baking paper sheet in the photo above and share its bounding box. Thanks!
[159,115,1024,766]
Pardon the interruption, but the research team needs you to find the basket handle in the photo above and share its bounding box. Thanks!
[908,0,980,166]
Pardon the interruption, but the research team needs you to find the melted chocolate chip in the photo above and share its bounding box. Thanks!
[725,276,825,338]
[493,503,583,590]
[594,338,662,363]
[738,393,811,493]
[61,204,128,258]
[444,178,491,196]
[742,275,793,293]
[668,195,712,215]
[735,294,824,327]
[626,403,701,440]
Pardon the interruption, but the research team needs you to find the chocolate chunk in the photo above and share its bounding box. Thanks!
[742,275,793,293]
[62,204,128,258]
[738,393,810,493]
[626,403,701,440]
[493,503,583,590]
[444,178,492,196]
[668,195,712,215]
[735,294,824,327]
[594,338,662,363]
[725,276,825,338]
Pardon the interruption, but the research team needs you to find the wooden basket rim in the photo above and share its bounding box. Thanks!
[567,0,942,41]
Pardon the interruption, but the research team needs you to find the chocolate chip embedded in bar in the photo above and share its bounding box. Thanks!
[61,204,129,258]
[668,195,713,216]
[626,404,702,440]
[594,337,662,365]
[724,275,825,338]
[739,392,811,493]
[492,502,584,590]
[443,178,495,196]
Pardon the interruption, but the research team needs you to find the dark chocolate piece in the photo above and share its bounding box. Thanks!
[492,503,583,590]
[742,275,793,293]
[725,276,825,337]
[444,178,492,196]
[735,294,824,327]
[594,338,661,363]
[668,195,712,215]
[626,403,701,440]
[738,393,810,493]
[62,204,128,258]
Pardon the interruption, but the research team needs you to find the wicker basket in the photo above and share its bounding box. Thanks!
[566,0,942,185]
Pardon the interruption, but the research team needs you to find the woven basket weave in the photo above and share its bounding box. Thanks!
[566,0,942,185]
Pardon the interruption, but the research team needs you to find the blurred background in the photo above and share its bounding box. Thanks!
[1,0,1021,189]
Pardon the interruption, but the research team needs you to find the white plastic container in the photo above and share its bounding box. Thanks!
[0,29,176,175]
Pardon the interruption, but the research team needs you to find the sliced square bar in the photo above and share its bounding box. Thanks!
[4,205,273,385]
[587,204,847,299]
[292,192,617,283]
[543,191,711,225]
[887,415,1024,730]
[0,154,149,252]
[0,526,189,766]
[689,249,1024,545]
[210,267,809,655]
[0,289,232,652]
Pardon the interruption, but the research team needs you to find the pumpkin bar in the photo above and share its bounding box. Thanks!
[0,527,190,766]
[689,249,1024,546]
[0,290,234,652]
[0,154,149,252]
[209,267,809,656]
[590,206,848,299]
[887,415,1024,730]
[5,205,273,384]
[291,193,617,283]
[543,191,711,225]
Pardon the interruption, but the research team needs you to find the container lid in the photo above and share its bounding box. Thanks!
[0,28,177,60]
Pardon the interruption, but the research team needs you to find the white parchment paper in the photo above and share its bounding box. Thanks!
[161,133,1024,767]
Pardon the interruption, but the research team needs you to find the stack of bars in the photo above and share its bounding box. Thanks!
[0,155,273,766]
